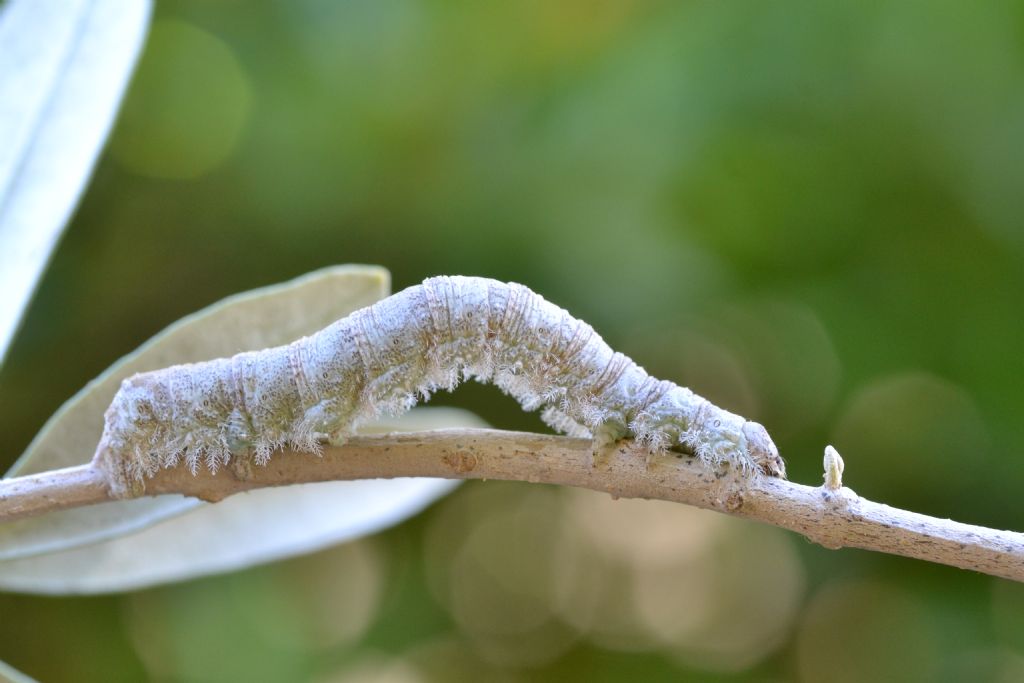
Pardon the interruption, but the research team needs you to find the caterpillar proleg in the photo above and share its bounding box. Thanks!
[94,276,785,497]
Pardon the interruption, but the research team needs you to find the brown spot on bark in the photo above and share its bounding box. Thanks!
[442,451,478,474]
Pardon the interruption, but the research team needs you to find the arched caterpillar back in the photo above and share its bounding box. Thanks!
[95,276,784,497]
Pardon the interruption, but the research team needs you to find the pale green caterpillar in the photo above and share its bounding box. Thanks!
[95,276,785,497]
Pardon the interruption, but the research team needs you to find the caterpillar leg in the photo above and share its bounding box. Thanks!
[588,422,630,469]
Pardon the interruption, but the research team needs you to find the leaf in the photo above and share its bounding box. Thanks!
[0,659,36,683]
[0,407,478,594]
[0,265,390,561]
[0,0,152,366]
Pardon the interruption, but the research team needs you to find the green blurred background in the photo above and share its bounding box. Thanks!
[3,0,1024,680]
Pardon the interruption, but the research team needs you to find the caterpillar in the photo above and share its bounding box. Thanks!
[94,276,785,497]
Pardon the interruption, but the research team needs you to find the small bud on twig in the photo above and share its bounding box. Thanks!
[823,445,845,491]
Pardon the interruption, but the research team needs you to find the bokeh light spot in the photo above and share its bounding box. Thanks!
[109,19,252,180]
[316,653,425,683]
[123,539,384,680]
[632,329,761,421]
[795,579,938,683]
[424,484,577,666]
[941,648,1024,683]
[992,577,1024,653]
[555,490,805,671]
[832,372,990,500]
[234,540,385,652]
[717,300,842,439]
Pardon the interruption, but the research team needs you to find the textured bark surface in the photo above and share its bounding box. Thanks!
[3,429,1022,582]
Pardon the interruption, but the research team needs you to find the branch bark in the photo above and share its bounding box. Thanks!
[2,428,1023,582]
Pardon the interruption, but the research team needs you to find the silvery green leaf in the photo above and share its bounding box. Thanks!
[0,407,477,594]
[0,0,151,365]
[0,658,37,683]
[0,265,390,561]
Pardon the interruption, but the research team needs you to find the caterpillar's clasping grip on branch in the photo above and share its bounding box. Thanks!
[94,276,785,497]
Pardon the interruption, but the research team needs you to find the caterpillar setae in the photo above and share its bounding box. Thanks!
[94,276,785,497]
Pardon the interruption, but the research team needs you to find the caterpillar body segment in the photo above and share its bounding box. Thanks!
[95,277,784,497]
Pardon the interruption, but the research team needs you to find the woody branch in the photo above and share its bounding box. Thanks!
[1,429,1022,582]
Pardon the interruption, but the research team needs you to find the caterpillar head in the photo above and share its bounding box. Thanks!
[742,421,785,478]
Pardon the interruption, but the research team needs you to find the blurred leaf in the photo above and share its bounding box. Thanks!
[0,659,36,683]
[0,265,390,561]
[0,0,151,366]
[0,407,478,594]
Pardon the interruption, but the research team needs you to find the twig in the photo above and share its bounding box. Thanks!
[0,465,109,519]
[2,429,1023,582]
